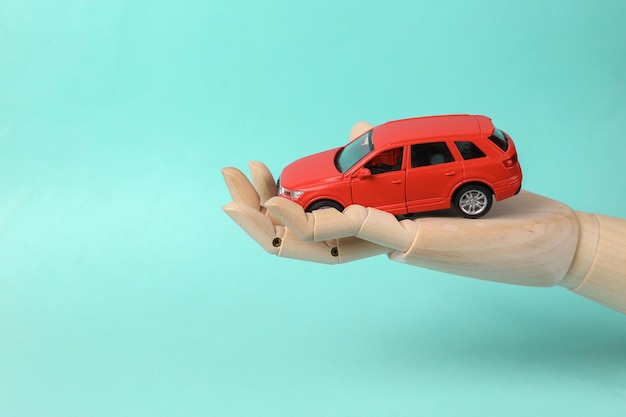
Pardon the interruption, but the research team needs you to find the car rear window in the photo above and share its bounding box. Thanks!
[455,141,486,160]
[488,128,509,151]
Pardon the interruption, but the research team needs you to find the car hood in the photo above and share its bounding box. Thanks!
[280,147,343,189]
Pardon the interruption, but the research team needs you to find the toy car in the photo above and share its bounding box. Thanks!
[277,114,522,218]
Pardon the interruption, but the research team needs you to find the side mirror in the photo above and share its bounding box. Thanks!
[355,168,372,178]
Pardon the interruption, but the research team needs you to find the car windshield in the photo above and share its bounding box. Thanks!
[335,130,374,173]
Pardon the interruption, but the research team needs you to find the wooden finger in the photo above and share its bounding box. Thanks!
[276,230,339,264]
[334,237,394,263]
[265,197,362,241]
[221,167,260,211]
[222,202,281,254]
[223,201,385,264]
[349,121,373,141]
[343,205,417,252]
[249,161,277,205]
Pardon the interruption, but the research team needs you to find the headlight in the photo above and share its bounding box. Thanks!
[278,184,303,199]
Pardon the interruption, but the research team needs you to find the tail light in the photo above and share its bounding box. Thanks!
[502,152,518,168]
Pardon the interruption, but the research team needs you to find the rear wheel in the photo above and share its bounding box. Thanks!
[306,200,344,213]
[453,184,492,219]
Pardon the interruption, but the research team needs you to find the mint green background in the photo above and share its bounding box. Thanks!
[2,1,626,416]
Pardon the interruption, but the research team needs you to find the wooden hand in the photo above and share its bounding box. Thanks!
[222,162,626,314]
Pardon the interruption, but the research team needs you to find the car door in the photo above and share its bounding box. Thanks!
[350,146,407,215]
[406,141,463,212]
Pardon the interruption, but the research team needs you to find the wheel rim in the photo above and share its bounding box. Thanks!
[459,190,488,215]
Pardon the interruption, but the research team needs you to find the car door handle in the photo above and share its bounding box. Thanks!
[391,180,402,184]
[445,171,456,176]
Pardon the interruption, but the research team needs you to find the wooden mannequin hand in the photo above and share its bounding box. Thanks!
[222,162,626,314]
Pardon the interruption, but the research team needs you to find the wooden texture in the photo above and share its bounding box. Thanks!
[349,121,373,141]
[222,162,626,314]
[562,212,626,314]
[390,192,580,286]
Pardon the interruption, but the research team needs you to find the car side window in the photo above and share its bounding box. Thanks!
[365,147,403,174]
[411,142,454,168]
[455,141,486,160]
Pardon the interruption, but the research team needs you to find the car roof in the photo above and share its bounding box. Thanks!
[371,114,493,147]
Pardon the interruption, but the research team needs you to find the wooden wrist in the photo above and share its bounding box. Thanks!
[560,212,626,314]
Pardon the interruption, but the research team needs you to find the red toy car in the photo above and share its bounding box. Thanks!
[277,114,522,218]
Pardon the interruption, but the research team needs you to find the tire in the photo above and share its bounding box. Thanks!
[306,199,344,213]
[453,184,493,219]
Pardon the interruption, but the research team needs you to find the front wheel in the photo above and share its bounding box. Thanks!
[453,184,493,219]
[306,199,344,213]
